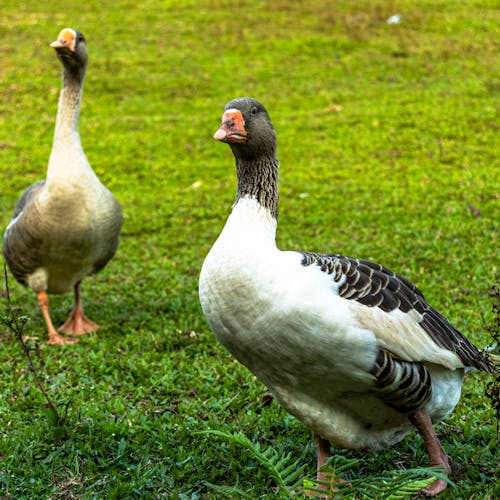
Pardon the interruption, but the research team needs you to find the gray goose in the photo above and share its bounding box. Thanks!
[199,97,497,496]
[3,28,123,345]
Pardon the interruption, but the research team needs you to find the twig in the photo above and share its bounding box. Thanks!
[484,284,500,438]
[2,262,62,424]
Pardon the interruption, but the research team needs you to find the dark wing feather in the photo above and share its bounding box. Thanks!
[370,349,432,413]
[3,181,46,286]
[92,197,123,274]
[301,252,492,372]
[11,180,45,218]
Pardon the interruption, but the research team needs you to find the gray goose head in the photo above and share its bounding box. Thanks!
[214,97,280,218]
[50,28,88,76]
[214,97,277,161]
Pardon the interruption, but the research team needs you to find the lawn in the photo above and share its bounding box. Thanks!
[0,0,499,498]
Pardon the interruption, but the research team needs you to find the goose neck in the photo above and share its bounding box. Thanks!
[235,155,279,219]
[46,67,92,186]
[52,68,85,143]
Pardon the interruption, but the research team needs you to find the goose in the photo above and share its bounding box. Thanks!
[199,97,497,496]
[3,28,123,345]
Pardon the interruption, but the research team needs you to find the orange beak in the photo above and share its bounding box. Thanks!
[50,28,77,52]
[214,110,248,143]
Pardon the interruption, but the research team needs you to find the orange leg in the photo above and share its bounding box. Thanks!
[306,434,333,498]
[409,408,451,496]
[36,291,77,345]
[59,282,99,335]
[315,433,331,479]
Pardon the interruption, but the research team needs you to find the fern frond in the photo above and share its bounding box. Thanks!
[203,481,256,499]
[199,429,453,499]
[198,429,308,495]
[279,460,307,484]
[305,464,452,499]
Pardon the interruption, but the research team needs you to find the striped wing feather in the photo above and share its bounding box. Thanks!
[301,252,491,372]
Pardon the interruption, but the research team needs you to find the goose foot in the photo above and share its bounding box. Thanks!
[47,332,78,345]
[36,291,78,345]
[409,408,451,497]
[59,308,99,335]
[420,479,448,497]
[58,281,99,335]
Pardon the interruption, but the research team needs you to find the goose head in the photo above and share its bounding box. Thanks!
[50,28,88,72]
[214,97,277,160]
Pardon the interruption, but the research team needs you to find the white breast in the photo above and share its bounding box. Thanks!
[199,196,465,449]
[31,181,119,293]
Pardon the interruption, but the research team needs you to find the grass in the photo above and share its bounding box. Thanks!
[0,0,499,497]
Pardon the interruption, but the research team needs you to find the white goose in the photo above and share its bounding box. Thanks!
[199,97,496,496]
[3,28,123,345]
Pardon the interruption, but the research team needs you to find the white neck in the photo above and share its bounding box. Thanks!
[45,69,97,186]
[53,71,82,141]
[222,195,278,246]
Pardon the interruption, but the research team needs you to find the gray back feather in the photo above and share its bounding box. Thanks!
[3,181,46,286]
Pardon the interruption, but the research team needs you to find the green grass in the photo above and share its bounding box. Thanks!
[0,0,499,497]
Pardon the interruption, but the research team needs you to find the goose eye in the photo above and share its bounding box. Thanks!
[250,107,258,115]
